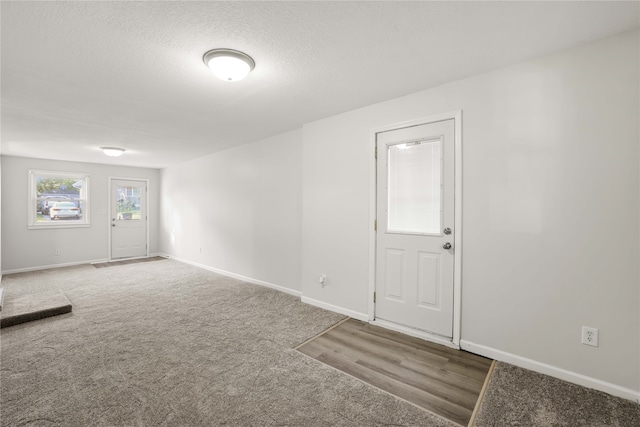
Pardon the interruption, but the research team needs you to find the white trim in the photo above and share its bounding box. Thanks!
[301,296,368,321]
[460,340,640,403]
[2,258,109,275]
[367,121,377,321]
[452,110,462,346]
[108,177,150,262]
[368,110,463,346]
[371,319,459,349]
[163,254,302,298]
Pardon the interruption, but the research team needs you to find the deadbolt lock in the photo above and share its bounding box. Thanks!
[443,227,452,235]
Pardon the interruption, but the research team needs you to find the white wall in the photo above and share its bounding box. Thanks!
[0,158,2,281]
[1,28,636,402]
[302,30,639,398]
[159,129,303,294]
[1,156,160,272]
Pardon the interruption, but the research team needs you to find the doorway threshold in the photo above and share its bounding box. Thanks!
[372,318,457,349]
[92,256,166,269]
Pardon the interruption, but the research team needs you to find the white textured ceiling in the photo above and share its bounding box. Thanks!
[1,1,638,168]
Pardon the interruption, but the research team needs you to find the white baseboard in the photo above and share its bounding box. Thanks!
[460,340,640,403]
[2,258,109,275]
[300,296,368,321]
[162,254,302,298]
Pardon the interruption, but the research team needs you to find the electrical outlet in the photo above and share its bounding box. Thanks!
[581,326,599,347]
[54,249,61,256]
[319,274,327,288]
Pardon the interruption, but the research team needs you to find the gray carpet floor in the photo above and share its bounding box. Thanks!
[1,260,457,426]
[475,362,640,426]
[2,260,638,426]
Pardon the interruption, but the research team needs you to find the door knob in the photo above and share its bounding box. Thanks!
[112,224,116,227]
[443,242,452,250]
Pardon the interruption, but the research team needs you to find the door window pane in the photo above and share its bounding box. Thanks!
[387,139,441,234]
[116,186,141,220]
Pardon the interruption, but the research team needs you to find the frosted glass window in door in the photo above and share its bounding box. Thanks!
[116,186,141,220]
[387,139,442,234]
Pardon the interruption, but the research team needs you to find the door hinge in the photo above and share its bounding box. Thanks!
[374,220,377,231]
[373,292,376,303]
[375,146,378,159]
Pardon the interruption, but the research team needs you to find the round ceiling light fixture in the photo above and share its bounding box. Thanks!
[203,48,255,82]
[101,147,126,157]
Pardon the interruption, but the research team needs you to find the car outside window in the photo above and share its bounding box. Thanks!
[28,170,90,229]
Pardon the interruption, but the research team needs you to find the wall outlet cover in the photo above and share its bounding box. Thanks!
[581,326,599,347]
[319,274,327,287]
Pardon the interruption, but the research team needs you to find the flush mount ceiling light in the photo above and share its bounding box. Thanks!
[203,48,255,82]
[101,147,126,157]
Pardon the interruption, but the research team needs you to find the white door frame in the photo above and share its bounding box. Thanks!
[108,177,150,261]
[368,110,462,348]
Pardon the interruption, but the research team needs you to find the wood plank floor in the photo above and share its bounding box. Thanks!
[297,319,493,426]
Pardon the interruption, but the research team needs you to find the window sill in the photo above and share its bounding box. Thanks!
[28,223,91,230]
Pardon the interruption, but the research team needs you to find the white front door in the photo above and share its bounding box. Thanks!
[111,179,147,260]
[375,119,455,338]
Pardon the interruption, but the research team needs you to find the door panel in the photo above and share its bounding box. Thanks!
[111,179,147,259]
[383,248,405,302]
[417,251,440,307]
[376,119,455,338]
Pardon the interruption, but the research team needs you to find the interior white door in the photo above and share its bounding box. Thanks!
[111,179,147,260]
[375,119,455,338]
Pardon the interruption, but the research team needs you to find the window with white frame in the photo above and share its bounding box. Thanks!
[28,170,90,228]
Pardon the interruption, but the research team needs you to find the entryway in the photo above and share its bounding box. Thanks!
[297,318,493,426]
[110,179,148,260]
[371,112,461,346]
